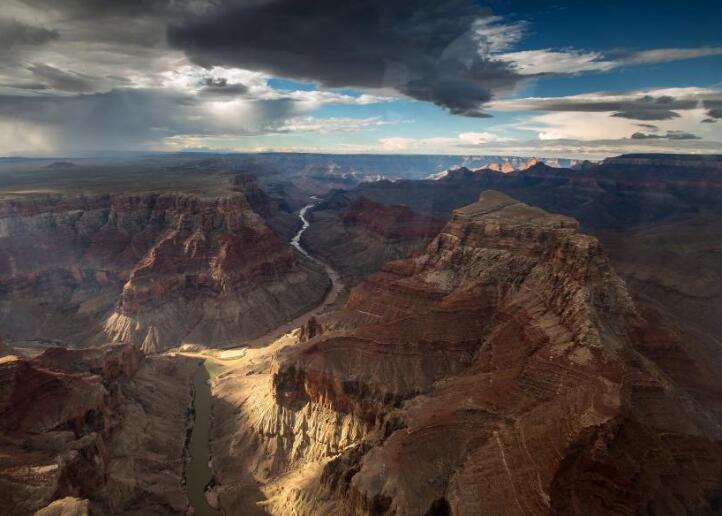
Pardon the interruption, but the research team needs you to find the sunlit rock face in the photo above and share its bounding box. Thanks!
[482,157,539,173]
[0,188,329,351]
[34,497,91,516]
[233,191,721,515]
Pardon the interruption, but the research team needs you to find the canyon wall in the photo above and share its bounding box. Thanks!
[303,156,722,349]
[301,195,444,286]
[210,191,722,515]
[0,186,329,351]
[318,156,722,228]
[0,343,200,515]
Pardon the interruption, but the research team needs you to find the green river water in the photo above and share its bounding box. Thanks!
[187,361,220,516]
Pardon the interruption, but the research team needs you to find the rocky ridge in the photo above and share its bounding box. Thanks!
[302,155,722,347]
[318,155,722,228]
[482,157,540,173]
[602,153,722,170]
[210,191,722,515]
[0,185,329,352]
[0,344,138,514]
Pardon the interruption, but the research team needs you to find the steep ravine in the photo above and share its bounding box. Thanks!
[185,200,344,515]
[218,200,345,350]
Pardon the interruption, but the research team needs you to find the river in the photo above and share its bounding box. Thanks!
[220,201,344,350]
[291,201,343,306]
[185,200,343,515]
[186,361,220,516]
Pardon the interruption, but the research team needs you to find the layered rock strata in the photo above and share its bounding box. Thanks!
[304,155,722,349]
[0,344,140,514]
[301,195,444,286]
[211,191,722,515]
[0,189,329,351]
[0,344,199,515]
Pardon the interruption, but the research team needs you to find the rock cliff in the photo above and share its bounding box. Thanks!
[0,344,199,515]
[303,154,722,351]
[301,195,444,286]
[0,344,140,514]
[102,193,327,352]
[211,191,722,515]
[334,156,722,228]
[482,157,539,173]
[601,153,722,170]
[0,188,329,351]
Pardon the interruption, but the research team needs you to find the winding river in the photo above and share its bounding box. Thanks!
[222,200,344,349]
[291,201,343,307]
[185,200,343,515]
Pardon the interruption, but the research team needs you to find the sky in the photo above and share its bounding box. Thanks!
[0,0,721,159]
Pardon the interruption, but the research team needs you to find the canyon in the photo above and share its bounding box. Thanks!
[0,180,329,352]
[205,190,721,515]
[302,155,722,343]
[0,153,720,515]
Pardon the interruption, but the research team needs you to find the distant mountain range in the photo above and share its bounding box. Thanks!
[428,156,591,179]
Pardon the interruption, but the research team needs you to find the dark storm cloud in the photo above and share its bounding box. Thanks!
[0,88,192,132]
[167,0,520,117]
[105,75,133,85]
[611,109,681,121]
[704,100,722,119]
[0,81,48,90]
[28,63,101,92]
[0,19,59,48]
[20,0,196,18]
[199,77,249,97]
[13,1,202,51]
[630,130,700,140]
[664,131,701,140]
[609,95,693,120]
[702,118,717,123]
[501,93,699,120]
[0,88,211,150]
[636,123,659,130]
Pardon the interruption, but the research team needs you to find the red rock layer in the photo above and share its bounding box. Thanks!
[339,197,445,240]
[483,157,539,173]
[274,191,722,515]
[0,190,329,351]
[0,344,143,514]
[301,194,444,286]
